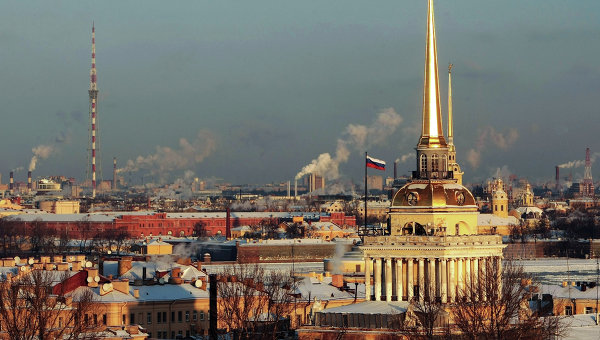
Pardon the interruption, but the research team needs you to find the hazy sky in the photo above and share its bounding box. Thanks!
[1,0,599,186]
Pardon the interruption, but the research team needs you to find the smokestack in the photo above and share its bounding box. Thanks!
[226,208,231,240]
[113,157,117,190]
[9,171,13,195]
[294,179,298,199]
[555,166,560,192]
[27,171,32,193]
[394,161,398,179]
[287,181,290,197]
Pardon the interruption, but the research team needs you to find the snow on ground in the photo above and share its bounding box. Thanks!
[563,314,600,340]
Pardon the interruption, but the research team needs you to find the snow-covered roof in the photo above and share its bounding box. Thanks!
[477,214,519,226]
[294,276,361,301]
[514,207,543,214]
[103,261,205,281]
[129,283,208,302]
[318,301,408,314]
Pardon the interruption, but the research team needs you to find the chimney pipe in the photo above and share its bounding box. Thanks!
[294,179,298,199]
[226,208,231,240]
[287,181,290,198]
[555,166,560,192]
[393,161,398,179]
[113,157,117,190]
[9,171,14,195]
[27,171,32,193]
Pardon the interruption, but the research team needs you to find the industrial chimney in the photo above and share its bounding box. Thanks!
[294,179,298,199]
[27,171,32,194]
[226,208,231,240]
[113,157,117,190]
[393,161,398,179]
[9,171,14,195]
[555,166,560,193]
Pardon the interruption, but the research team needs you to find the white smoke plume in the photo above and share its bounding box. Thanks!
[118,130,216,181]
[296,108,403,180]
[29,145,55,172]
[396,152,415,164]
[466,126,519,169]
[558,152,600,169]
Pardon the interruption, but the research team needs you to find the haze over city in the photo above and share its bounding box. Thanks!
[1,0,599,186]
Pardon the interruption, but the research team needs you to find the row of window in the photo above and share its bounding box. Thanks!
[151,330,195,339]
[419,154,448,172]
[137,310,206,325]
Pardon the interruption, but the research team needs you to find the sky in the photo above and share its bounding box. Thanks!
[1,0,600,187]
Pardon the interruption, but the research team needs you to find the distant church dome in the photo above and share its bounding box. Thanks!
[392,180,476,208]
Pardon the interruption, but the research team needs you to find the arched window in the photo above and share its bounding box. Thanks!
[420,154,428,173]
[431,154,439,172]
[442,154,447,172]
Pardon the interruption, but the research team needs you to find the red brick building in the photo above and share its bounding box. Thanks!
[8,211,356,239]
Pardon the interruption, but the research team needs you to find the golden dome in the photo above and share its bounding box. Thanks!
[392,180,476,208]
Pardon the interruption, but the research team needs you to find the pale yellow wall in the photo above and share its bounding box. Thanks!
[389,210,478,236]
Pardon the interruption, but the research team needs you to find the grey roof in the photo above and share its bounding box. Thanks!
[319,301,408,314]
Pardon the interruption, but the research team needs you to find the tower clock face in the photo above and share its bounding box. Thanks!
[456,192,465,206]
[407,192,418,206]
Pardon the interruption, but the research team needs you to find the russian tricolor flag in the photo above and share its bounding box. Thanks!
[366,156,386,171]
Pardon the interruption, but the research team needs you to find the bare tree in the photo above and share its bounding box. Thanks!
[411,285,446,339]
[217,264,297,339]
[452,259,569,340]
[0,269,99,340]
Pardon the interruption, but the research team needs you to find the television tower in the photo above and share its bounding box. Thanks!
[583,147,594,197]
[88,23,99,198]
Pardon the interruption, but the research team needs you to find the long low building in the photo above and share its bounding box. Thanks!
[3,211,356,239]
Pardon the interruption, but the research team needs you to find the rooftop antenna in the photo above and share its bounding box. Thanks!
[88,22,100,198]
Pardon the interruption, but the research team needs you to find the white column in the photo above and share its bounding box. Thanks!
[429,258,436,301]
[465,258,471,300]
[480,257,487,301]
[496,257,502,300]
[374,258,382,301]
[448,258,456,302]
[364,256,371,301]
[396,259,403,301]
[441,258,447,303]
[473,258,479,301]
[457,258,464,298]
[418,258,425,301]
[385,258,393,302]
[407,258,414,300]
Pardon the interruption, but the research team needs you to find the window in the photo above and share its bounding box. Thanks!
[501,205,504,211]
[356,264,361,272]
[431,154,439,172]
[178,311,182,322]
[565,306,573,316]
[163,312,167,324]
[185,311,190,322]
[420,154,427,173]
[200,311,205,321]
[171,311,175,322]
[171,331,175,338]
[103,314,107,325]
[138,313,143,325]
[130,313,135,324]
[193,311,197,321]
[122,314,126,325]
[58,317,63,328]
[157,312,162,323]
[586,307,594,314]
[93,314,98,325]
[147,312,152,324]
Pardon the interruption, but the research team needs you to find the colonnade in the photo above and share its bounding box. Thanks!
[364,256,501,302]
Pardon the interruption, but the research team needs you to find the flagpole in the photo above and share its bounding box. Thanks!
[364,151,368,242]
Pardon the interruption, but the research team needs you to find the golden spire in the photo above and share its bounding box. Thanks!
[418,0,446,148]
[448,63,454,147]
